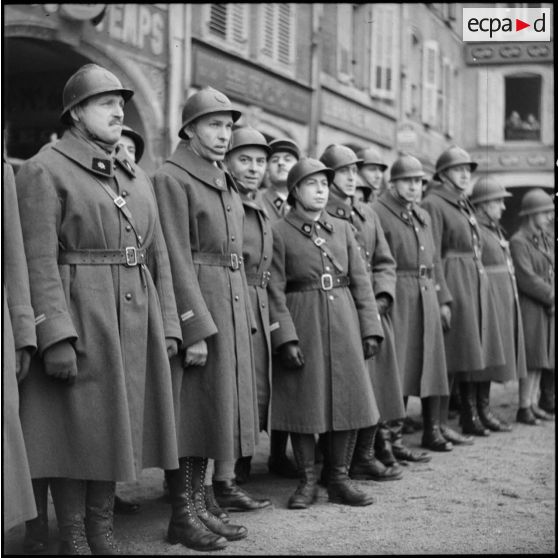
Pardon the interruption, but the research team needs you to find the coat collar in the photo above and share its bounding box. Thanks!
[428,182,470,209]
[263,188,287,212]
[476,211,506,237]
[285,208,334,237]
[240,190,269,219]
[326,190,360,221]
[167,141,235,192]
[378,190,428,226]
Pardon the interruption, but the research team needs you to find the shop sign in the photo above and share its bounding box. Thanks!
[193,46,311,124]
[321,90,395,147]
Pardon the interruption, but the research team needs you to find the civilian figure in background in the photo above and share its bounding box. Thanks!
[15,63,181,555]
[268,158,383,510]
[2,161,38,538]
[469,176,528,432]
[510,189,555,425]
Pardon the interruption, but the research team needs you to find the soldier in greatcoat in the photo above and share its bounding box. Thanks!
[2,162,37,534]
[153,87,271,552]
[260,137,301,480]
[510,188,555,425]
[15,64,181,555]
[268,157,383,510]
[356,146,389,205]
[320,145,420,483]
[374,155,453,452]
[223,127,273,485]
[469,175,528,431]
[421,145,506,443]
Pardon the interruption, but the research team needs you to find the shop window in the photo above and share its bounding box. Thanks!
[258,4,296,74]
[421,40,439,126]
[203,4,249,56]
[504,74,541,141]
[370,4,398,100]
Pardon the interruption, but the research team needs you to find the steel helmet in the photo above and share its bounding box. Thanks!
[120,125,145,163]
[60,64,134,125]
[227,126,270,156]
[268,138,301,160]
[357,146,388,171]
[319,144,363,171]
[179,87,241,139]
[286,157,335,206]
[434,145,478,180]
[518,188,554,217]
[389,154,426,181]
[469,175,512,206]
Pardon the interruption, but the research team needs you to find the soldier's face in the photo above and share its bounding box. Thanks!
[226,147,268,191]
[117,135,137,163]
[482,199,506,222]
[360,164,384,190]
[444,164,472,192]
[296,172,329,211]
[533,210,554,230]
[189,112,233,162]
[267,152,298,186]
[73,93,124,145]
[334,163,359,197]
[393,177,422,203]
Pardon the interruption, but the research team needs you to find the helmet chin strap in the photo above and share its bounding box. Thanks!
[441,170,466,196]
[392,185,412,207]
[331,181,352,202]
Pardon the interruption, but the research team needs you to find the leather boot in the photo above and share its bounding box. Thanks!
[539,370,555,414]
[288,433,318,509]
[439,394,474,445]
[24,478,50,553]
[516,407,541,425]
[477,381,512,432]
[204,485,230,523]
[421,397,453,452]
[268,430,299,478]
[327,430,374,507]
[114,494,140,515]
[459,382,490,436]
[166,458,227,551]
[374,423,398,467]
[349,426,403,480]
[234,456,252,485]
[318,433,329,486]
[85,481,120,555]
[390,419,431,463]
[213,479,272,512]
[193,458,247,541]
[50,478,90,555]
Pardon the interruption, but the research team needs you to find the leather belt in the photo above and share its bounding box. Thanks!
[246,271,271,288]
[192,251,242,271]
[484,264,510,273]
[286,274,349,293]
[396,265,433,279]
[59,247,146,267]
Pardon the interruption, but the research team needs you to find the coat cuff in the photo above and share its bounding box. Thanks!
[9,304,37,352]
[36,312,78,356]
[270,319,299,351]
[361,314,385,341]
[180,311,218,349]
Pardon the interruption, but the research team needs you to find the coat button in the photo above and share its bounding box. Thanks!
[263,231,268,236]
[328,295,334,301]
[420,245,425,250]
[234,295,239,301]
[231,236,235,241]
[125,225,132,232]
[121,190,129,197]
[261,302,266,308]
[215,178,223,187]
[227,205,231,211]
[125,293,132,301]
[325,266,331,271]
[263,255,268,260]
[316,224,321,230]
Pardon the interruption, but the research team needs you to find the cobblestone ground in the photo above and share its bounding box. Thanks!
[3,381,555,555]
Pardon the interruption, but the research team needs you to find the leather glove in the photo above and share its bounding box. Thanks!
[375,294,392,317]
[440,304,452,332]
[43,341,77,384]
[362,336,381,360]
[166,338,179,359]
[279,342,305,369]
[16,348,33,383]
[184,339,208,368]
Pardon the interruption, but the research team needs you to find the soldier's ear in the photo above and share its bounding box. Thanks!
[69,106,82,124]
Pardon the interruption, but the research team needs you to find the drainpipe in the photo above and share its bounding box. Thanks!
[308,3,323,158]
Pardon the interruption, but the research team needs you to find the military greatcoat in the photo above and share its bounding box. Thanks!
[260,187,289,222]
[373,190,449,398]
[3,163,37,530]
[241,191,273,431]
[421,183,505,377]
[153,141,259,460]
[16,129,180,481]
[475,212,527,382]
[268,208,383,433]
[510,225,555,371]
[326,190,405,421]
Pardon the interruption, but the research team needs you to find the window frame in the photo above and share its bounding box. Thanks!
[202,4,249,57]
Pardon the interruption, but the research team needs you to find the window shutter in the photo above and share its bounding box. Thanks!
[230,4,248,46]
[337,4,352,78]
[422,40,439,125]
[478,71,503,146]
[261,4,275,57]
[277,4,293,65]
[259,4,296,71]
[370,4,397,98]
[208,4,227,40]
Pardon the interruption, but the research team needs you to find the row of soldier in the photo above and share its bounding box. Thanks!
[3,64,554,555]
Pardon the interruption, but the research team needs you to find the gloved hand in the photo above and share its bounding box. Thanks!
[279,342,305,369]
[16,347,33,383]
[166,338,179,359]
[375,294,392,316]
[362,336,381,360]
[184,339,208,368]
[440,304,452,332]
[43,341,77,384]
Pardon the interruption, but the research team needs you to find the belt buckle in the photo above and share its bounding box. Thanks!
[321,273,333,291]
[261,271,271,288]
[418,265,427,278]
[230,253,240,271]
[125,246,138,267]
